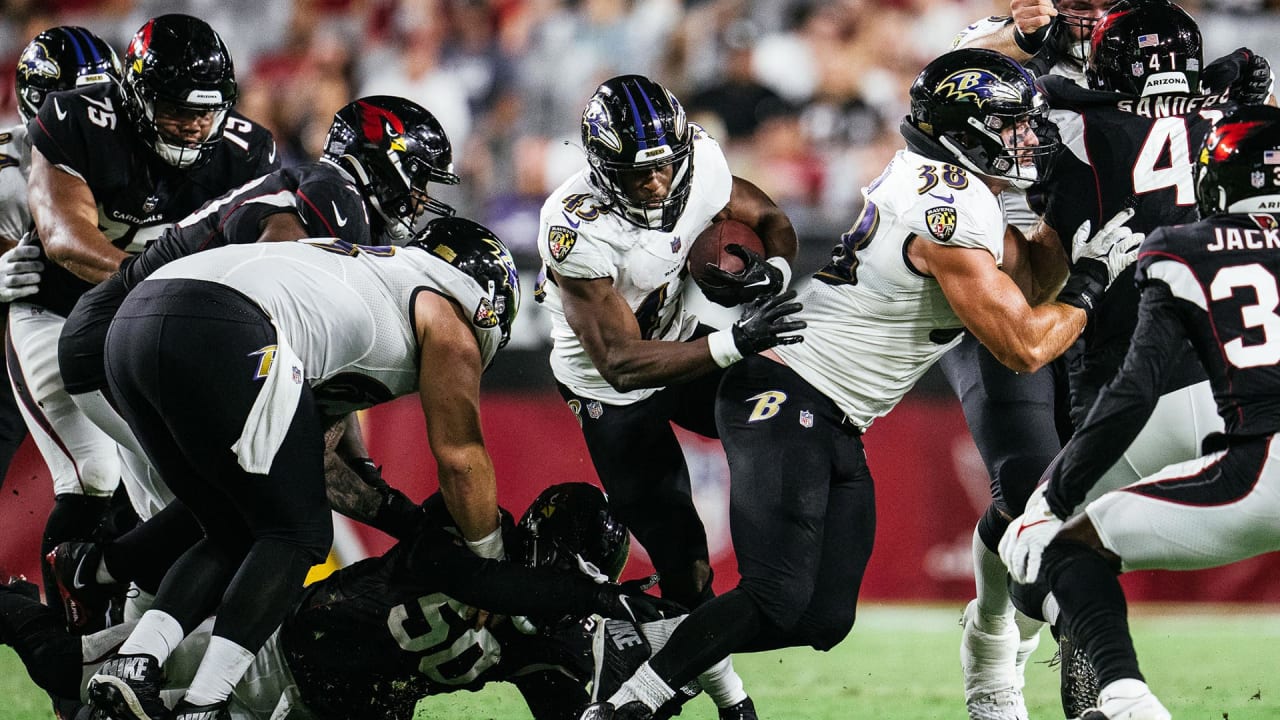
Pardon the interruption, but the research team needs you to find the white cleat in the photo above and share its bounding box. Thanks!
[961,600,1028,720]
[1080,679,1171,720]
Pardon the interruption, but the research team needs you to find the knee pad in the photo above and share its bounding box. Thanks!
[1009,577,1050,623]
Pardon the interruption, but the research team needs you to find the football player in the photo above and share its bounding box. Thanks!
[0,27,121,490]
[83,218,521,720]
[8,14,278,624]
[1000,104,1280,720]
[43,95,461,632]
[0,483,757,720]
[949,2,1274,716]
[536,74,804,610]
[577,48,1139,720]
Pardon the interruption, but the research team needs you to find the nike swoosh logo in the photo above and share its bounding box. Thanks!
[929,192,955,203]
[53,98,67,121]
[268,140,277,164]
[1015,518,1055,539]
[561,212,581,229]
[332,202,348,227]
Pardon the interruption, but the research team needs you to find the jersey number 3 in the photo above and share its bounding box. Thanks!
[1211,263,1280,368]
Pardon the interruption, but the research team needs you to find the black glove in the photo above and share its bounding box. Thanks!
[594,582,687,624]
[1205,47,1275,105]
[698,244,786,307]
[347,457,425,540]
[731,289,806,355]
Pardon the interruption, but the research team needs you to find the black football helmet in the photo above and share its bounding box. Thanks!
[581,74,694,232]
[409,216,520,351]
[122,14,238,169]
[1194,105,1280,216]
[515,483,630,583]
[324,96,460,243]
[905,48,1059,190]
[1048,0,1117,67]
[1086,0,1201,97]
[15,26,120,123]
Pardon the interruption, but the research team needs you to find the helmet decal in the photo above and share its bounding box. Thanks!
[17,42,60,82]
[1207,121,1265,163]
[936,69,1024,107]
[127,20,153,74]
[357,100,406,147]
[583,97,623,154]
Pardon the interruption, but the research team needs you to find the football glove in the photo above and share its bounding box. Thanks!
[999,483,1065,585]
[0,244,43,303]
[1057,208,1143,322]
[698,244,786,307]
[1204,47,1274,105]
[345,456,425,540]
[732,289,806,355]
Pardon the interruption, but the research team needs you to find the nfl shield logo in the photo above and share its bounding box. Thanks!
[671,236,682,253]
[587,401,604,419]
[1253,170,1266,189]
[291,366,302,384]
[799,410,814,428]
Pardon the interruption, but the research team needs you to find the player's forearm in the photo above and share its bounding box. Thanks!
[592,337,721,392]
[982,302,1086,373]
[1025,238,1069,305]
[958,23,1033,61]
[435,446,500,542]
[42,226,127,284]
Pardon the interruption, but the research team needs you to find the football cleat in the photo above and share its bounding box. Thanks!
[172,700,228,720]
[718,696,758,720]
[1056,629,1101,718]
[87,653,168,720]
[960,600,1028,720]
[1079,679,1171,720]
[578,701,654,720]
[46,541,119,633]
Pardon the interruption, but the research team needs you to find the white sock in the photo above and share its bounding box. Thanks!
[181,636,255,707]
[972,526,1012,632]
[697,655,747,708]
[608,661,676,712]
[118,609,186,664]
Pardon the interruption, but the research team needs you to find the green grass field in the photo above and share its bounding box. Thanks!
[4,603,1277,719]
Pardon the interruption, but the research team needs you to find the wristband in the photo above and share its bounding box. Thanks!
[766,256,793,290]
[465,526,506,559]
[707,328,744,368]
[1014,23,1050,55]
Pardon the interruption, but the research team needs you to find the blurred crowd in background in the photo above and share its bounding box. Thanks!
[4,0,1280,367]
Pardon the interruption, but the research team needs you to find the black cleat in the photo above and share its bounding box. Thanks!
[171,700,228,720]
[718,696,758,720]
[578,701,654,720]
[87,653,169,720]
[46,542,119,633]
[1057,630,1100,719]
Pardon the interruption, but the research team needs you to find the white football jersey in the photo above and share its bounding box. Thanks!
[775,149,1006,430]
[144,239,505,416]
[537,130,732,404]
[0,123,31,243]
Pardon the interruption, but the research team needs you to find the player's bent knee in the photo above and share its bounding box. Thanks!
[739,577,817,633]
[1009,577,1049,623]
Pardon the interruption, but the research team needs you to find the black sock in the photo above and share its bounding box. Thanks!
[1042,540,1142,687]
[650,588,763,689]
[103,501,204,594]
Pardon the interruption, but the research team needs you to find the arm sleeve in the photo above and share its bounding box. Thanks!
[1045,282,1186,516]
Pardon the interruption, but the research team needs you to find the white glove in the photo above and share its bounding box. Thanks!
[0,245,42,302]
[998,483,1064,585]
[1070,208,1144,291]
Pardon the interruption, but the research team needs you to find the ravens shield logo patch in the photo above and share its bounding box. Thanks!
[548,225,578,262]
[925,206,957,242]
[473,297,499,329]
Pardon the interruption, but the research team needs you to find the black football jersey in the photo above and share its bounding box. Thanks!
[1039,77,1237,416]
[1046,214,1280,516]
[280,494,606,720]
[58,161,371,395]
[27,82,278,315]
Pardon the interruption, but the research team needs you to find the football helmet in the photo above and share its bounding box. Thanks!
[324,96,459,243]
[1194,105,1280,216]
[15,26,120,123]
[581,75,694,232]
[906,48,1060,189]
[1086,0,1201,97]
[516,483,630,583]
[1048,0,1116,66]
[409,216,520,350]
[122,14,237,169]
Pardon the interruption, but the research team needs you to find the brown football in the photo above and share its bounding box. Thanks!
[687,219,765,288]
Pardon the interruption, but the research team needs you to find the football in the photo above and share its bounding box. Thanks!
[687,219,765,289]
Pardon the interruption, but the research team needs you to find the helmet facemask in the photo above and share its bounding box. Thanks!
[131,92,232,169]
[587,142,694,232]
[942,104,1060,190]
